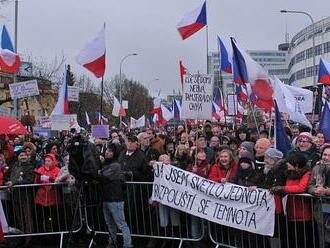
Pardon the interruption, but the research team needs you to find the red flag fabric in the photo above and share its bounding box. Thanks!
[179,60,187,88]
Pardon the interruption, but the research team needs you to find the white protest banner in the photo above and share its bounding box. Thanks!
[152,163,275,236]
[182,73,213,120]
[35,116,52,128]
[9,80,39,99]
[68,86,79,102]
[0,107,11,117]
[51,114,77,131]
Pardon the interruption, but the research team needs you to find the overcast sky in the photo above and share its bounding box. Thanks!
[1,0,329,97]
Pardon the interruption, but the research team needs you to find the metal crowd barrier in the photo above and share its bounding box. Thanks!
[208,193,325,248]
[1,181,330,248]
[84,181,204,248]
[0,182,82,248]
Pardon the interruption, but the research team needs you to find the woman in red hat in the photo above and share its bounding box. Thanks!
[34,153,62,232]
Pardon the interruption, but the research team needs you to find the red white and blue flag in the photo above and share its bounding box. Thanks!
[0,25,20,74]
[318,58,330,85]
[231,38,273,111]
[173,99,182,121]
[235,84,248,104]
[112,96,126,117]
[177,1,207,40]
[217,36,232,73]
[76,24,106,78]
[51,66,69,115]
[212,87,226,121]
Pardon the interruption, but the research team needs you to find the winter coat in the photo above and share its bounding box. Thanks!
[257,160,287,214]
[234,167,259,187]
[118,148,152,181]
[289,144,320,168]
[186,160,209,178]
[208,161,239,183]
[99,160,125,202]
[283,169,312,222]
[34,162,61,207]
[308,161,330,242]
[172,154,189,170]
[7,161,35,185]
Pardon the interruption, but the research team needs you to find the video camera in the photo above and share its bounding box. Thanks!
[68,134,101,182]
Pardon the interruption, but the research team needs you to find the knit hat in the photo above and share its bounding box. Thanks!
[238,156,255,169]
[239,141,255,154]
[264,148,283,162]
[239,151,255,161]
[297,132,313,143]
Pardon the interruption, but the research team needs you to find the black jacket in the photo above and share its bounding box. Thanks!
[99,160,124,202]
[118,149,152,181]
[257,159,287,189]
[7,161,35,185]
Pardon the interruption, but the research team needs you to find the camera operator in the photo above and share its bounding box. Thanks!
[99,143,132,248]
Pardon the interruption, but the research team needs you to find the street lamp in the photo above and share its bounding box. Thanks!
[280,10,318,122]
[119,53,138,128]
[147,78,159,96]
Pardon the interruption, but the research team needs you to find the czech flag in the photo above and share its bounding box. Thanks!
[51,66,69,115]
[177,1,207,40]
[112,96,126,117]
[217,36,232,73]
[231,38,273,111]
[274,101,291,155]
[235,84,248,103]
[173,99,182,121]
[318,58,330,85]
[0,25,20,74]
[76,24,106,78]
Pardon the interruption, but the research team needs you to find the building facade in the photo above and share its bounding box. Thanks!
[288,16,330,87]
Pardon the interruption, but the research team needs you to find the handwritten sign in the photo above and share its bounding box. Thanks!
[9,80,39,99]
[152,164,275,236]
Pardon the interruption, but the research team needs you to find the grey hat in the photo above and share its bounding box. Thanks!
[265,148,283,161]
[239,141,255,154]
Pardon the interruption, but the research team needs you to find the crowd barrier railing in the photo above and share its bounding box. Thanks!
[208,193,328,248]
[2,181,330,248]
[0,182,82,248]
[84,181,204,248]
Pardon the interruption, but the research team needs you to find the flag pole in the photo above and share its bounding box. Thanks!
[100,76,104,117]
[249,102,260,136]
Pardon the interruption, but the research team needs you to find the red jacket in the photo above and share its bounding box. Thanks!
[34,161,61,207]
[186,160,209,178]
[208,161,238,183]
[284,171,312,222]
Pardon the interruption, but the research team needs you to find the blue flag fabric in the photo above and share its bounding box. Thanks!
[320,101,330,142]
[274,101,291,155]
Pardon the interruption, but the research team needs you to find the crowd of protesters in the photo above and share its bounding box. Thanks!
[0,121,329,248]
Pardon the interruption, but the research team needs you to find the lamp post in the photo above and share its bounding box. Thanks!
[280,10,318,123]
[119,53,137,128]
[147,78,159,96]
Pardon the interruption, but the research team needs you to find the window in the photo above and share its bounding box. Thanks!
[295,51,305,63]
[324,42,330,54]
[314,44,323,56]
[306,66,313,77]
[306,47,313,59]
[296,69,305,80]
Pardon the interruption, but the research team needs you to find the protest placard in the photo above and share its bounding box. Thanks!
[9,80,39,99]
[227,94,238,116]
[35,116,52,128]
[68,86,79,102]
[91,125,109,138]
[32,127,52,137]
[51,114,77,131]
[181,73,213,120]
[152,163,275,236]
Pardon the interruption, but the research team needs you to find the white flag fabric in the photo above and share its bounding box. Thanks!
[130,115,145,129]
[112,96,125,117]
[272,77,312,128]
[161,103,173,121]
[85,112,91,125]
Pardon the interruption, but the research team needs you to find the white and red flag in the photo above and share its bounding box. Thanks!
[76,24,106,78]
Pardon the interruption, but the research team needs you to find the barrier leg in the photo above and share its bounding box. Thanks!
[59,233,64,248]
[88,238,94,248]
[178,240,183,248]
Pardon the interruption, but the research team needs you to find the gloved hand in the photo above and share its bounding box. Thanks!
[270,186,283,194]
